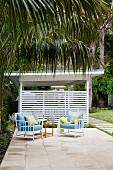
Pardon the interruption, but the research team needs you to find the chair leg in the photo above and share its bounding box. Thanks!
[33,131,34,140]
[74,129,76,137]
[24,132,26,137]
[57,128,60,136]
[14,130,18,138]
[15,129,18,136]
[41,129,43,139]
[82,128,84,136]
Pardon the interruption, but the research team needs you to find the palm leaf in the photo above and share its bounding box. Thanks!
[1,0,113,73]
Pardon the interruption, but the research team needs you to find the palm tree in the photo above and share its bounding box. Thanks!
[0,0,112,132]
[99,0,113,69]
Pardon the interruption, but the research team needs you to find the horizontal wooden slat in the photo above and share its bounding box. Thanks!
[20,90,88,123]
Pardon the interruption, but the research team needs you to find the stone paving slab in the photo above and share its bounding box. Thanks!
[90,117,113,134]
[0,128,113,170]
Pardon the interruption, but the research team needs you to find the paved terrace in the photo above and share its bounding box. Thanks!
[1,128,113,170]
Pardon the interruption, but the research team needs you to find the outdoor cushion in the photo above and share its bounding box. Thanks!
[80,114,83,119]
[70,114,80,124]
[67,112,83,122]
[60,123,83,129]
[16,113,32,130]
[59,117,69,123]
[24,115,38,125]
[17,114,25,125]
[17,114,26,130]
[67,111,73,122]
[60,123,75,129]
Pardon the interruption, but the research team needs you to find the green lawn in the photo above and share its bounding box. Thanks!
[90,109,113,124]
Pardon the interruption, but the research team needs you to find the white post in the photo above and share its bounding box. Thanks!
[68,85,70,91]
[43,92,45,117]
[68,85,70,111]
[18,90,20,113]
[19,81,22,114]
[65,91,66,116]
[86,80,89,123]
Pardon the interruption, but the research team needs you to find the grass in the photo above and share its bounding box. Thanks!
[90,109,113,137]
[90,109,113,124]
[96,127,113,137]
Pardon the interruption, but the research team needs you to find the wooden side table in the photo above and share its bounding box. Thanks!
[44,121,54,138]
[38,118,47,126]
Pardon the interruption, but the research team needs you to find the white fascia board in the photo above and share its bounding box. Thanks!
[5,69,104,85]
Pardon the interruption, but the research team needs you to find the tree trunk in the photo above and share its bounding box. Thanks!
[88,44,96,111]
[99,0,113,69]
[99,28,105,69]
[0,70,4,133]
[89,78,92,111]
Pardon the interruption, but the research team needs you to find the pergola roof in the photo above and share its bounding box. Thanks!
[5,69,104,87]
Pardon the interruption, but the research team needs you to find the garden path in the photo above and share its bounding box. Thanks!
[90,117,113,134]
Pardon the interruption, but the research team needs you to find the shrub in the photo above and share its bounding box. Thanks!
[84,122,96,128]
[1,107,9,132]
[2,93,15,132]
[89,108,97,113]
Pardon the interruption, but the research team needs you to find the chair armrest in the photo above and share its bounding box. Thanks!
[16,120,35,130]
[76,118,84,123]
[75,119,84,128]
[16,120,40,132]
[16,120,35,124]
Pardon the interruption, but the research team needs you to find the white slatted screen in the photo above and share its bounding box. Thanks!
[20,91,88,123]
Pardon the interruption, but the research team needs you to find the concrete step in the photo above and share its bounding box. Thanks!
[94,124,113,127]
[96,127,113,129]
[89,117,113,134]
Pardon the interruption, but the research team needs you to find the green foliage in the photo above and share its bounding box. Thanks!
[105,31,113,61]
[2,101,15,132]
[89,108,97,113]
[25,86,51,90]
[92,30,113,107]
[104,31,113,94]
[74,82,85,91]
[84,122,96,128]
[2,98,15,132]
[0,132,11,146]
[108,105,113,110]
[3,93,14,117]
[1,0,111,75]
[2,78,18,131]
[1,107,9,132]
[92,65,113,96]
[4,78,18,99]
[6,121,15,132]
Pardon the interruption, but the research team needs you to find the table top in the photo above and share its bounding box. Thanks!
[43,121,54,124]
[37,118,47,122]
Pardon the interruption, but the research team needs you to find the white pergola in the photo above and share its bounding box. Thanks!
[6,69,104,123]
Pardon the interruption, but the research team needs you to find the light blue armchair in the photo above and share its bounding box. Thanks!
[15,113,43,140]
[58,112,84,137]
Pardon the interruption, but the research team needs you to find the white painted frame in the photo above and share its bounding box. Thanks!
[18,81,89,123]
